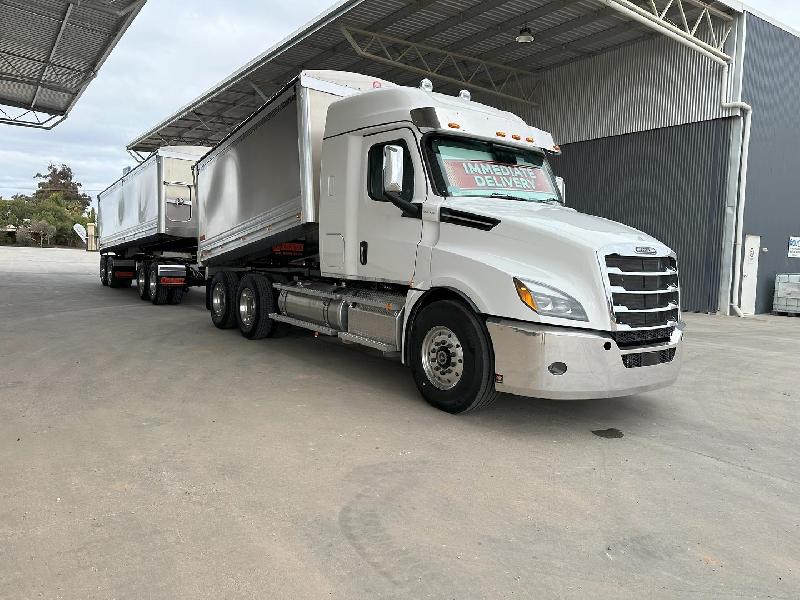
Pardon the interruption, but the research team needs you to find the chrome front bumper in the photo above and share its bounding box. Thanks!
[486,319,683,400]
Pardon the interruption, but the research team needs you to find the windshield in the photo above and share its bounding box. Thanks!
[427,136,561,204]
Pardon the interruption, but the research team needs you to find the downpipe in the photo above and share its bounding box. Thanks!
[719,60,753,317]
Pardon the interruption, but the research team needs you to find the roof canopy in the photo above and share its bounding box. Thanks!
[128,0,739,154]
[0,0,146,129]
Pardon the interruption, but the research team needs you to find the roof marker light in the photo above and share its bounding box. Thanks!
[512,134,521,140]
[496,131,507,137]
[459,89,471,100]
[420,78,434,92]
[448,122,461,129]
[552,144,561,153]
[526,136,535,143]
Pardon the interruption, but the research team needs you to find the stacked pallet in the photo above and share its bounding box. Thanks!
[773,274,800,315]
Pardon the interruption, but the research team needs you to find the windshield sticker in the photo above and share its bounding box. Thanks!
[443,159,554,193]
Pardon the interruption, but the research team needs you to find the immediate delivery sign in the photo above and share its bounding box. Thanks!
[442,159,555,194]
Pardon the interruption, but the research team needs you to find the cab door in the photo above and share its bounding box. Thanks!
[356,128,426,283]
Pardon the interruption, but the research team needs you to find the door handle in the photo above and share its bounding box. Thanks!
[359,241,368,265]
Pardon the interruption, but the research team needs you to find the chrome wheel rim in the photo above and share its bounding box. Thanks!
[138,267,146,293]
[212,282,226,317]
[149,266,157,297]
[239,287,255,327]
[421,326,464,390]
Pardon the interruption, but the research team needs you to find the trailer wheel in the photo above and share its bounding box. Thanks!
[149,263,170,305]
[137,261,151,301]
[410,300,499,414]
[210,271,239,329]
[100,256,109,286]
[168,287,185,305]
[235,273,277,339]
[107,256,121,288]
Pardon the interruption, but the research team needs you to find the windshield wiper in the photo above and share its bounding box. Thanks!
[489,193,562,205]
[489,193,528,202]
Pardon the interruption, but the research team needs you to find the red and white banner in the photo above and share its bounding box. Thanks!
[443,159,554,193]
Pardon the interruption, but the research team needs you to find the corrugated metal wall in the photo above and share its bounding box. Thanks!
[550,118,733,313]
[499,33,731,145]
[741,14,800,313]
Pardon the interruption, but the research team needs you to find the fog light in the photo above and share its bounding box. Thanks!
[548,362,567,376]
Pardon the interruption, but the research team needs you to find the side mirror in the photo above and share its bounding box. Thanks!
[555,176,565,202]
[380,144,420,218]
[382,144,404,194]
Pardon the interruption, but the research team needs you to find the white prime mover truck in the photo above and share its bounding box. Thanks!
[187,70,683,413]
[97,147,207,304]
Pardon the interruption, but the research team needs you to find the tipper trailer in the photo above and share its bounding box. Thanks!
[190,70,684,413]
[97,146,208,304]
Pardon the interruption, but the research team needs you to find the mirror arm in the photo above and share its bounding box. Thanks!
[385,191,421,218]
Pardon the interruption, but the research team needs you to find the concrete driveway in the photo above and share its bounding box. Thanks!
[1,246,798,599]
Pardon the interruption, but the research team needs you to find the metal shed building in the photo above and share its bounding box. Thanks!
[128,0,800,315]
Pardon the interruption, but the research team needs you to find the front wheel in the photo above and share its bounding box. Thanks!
[411,300,498,414]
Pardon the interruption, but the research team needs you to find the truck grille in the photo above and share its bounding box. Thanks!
[605,252,680,365]
[622,348,677,369]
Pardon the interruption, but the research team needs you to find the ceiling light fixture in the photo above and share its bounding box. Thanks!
[516,25,534,44]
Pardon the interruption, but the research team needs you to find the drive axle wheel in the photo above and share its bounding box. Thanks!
[411,300,498,414]
[210,271,239,329]
[235,273,277,339]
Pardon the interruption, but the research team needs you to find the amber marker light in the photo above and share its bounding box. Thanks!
[513,278,538,312]
[496,131,507,137]
[448,122,461,129]
[511,134,521,140]
[526,136,535,143]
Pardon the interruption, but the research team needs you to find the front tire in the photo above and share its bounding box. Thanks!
[411,300,498,414]
[235,273,277,339]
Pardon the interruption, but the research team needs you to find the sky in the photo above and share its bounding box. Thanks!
[0,0,797,203]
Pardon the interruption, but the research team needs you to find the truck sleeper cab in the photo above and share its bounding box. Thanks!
[197,71,683,414]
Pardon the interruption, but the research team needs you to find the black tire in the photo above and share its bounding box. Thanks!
[107,256,123,288]
[100,256,109,286]
[209,271,239,329]
[150,263,170,305]
[410,300,499,414]
[137,261,151,301]
[205,279,212,311]
[168,286,185,305]
[235,273,277,339]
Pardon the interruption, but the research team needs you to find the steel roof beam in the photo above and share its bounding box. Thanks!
[342,26,541,105]
[31,3,73,109]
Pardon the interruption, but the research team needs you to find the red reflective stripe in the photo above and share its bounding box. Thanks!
[115,271,135,278]
[159,277,185,286]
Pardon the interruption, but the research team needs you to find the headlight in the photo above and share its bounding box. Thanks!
[513,277,588,321]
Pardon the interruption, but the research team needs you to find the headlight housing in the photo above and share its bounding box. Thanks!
[513,277,588,321]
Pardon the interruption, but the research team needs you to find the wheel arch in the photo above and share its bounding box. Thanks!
[402,286,482,366]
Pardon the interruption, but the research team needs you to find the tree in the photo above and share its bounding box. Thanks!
[4,164,93,247]
[34,164,91,214]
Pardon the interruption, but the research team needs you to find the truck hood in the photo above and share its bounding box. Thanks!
[442,197,661,249]
[430,197,673,329]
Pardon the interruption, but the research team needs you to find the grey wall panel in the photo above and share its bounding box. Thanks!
[741,14,800,313]
[550,119,732,313]
[498,33,733,145]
